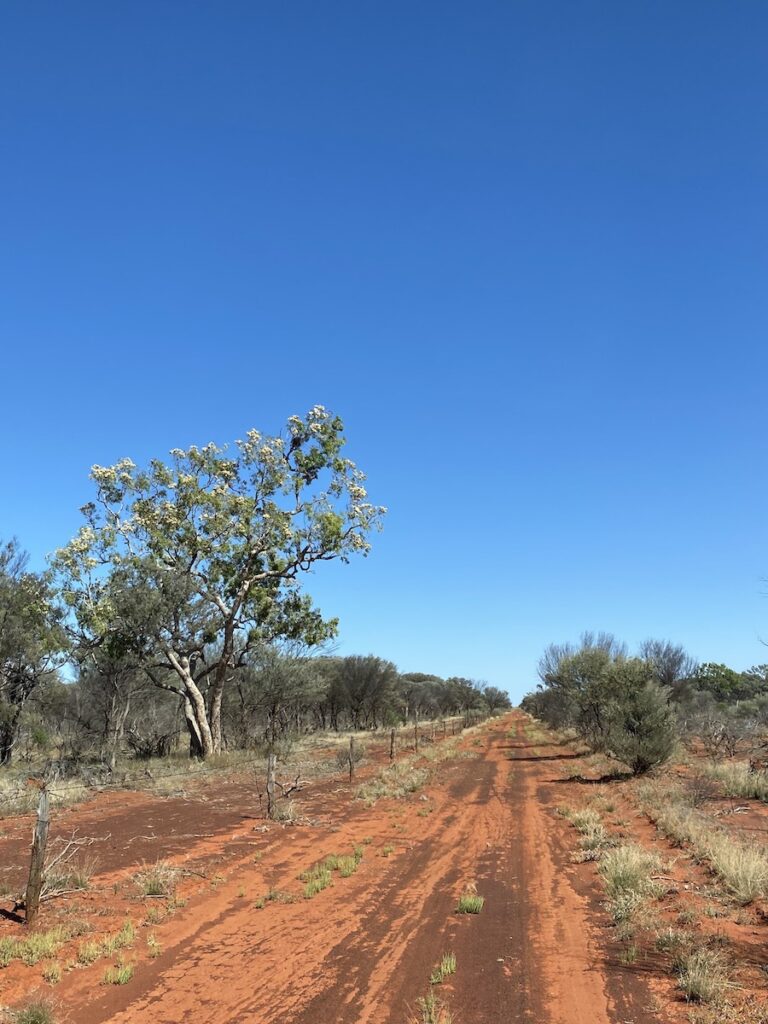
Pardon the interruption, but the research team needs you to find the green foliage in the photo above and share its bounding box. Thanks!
[691,663,764,703]
[603,666,677,774]
[54,407,385,758]
[0,539,64,764]
[429,952,456,984]
[103,961,134,985]
[456,891,484,914]
[524,636,677,773]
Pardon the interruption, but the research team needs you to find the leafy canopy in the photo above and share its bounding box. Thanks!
[55,406,385,665]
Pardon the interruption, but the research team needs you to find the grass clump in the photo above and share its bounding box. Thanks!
[103,960,134,985]
[101,920,135,957]
[134,860,178,898]
[563,806,613,861]
[144,904,165,925]
[598,844,664,921]
[357,760,429,803]
[705,835,768,905]
[655,926,694,956]
[676,947,729,1003]
[456,890,484,914]
[16,1002,55,1024]
[0,926,69,968]
[635,778,768,903]
[146,933,161,959]
[41,962,61,985]
[300,847,364,898]
[429,952,456,984]
[303,867,332,899]
[416,991,453,1024]
[599,844,663,898]
[77,940,101,965]
[705,762,768,802]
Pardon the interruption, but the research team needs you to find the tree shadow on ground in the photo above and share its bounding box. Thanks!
[507,752,583,762]
[498,741,571,751]
[551,771,632,784]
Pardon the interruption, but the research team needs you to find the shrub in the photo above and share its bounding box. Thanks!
[605,673,677,774]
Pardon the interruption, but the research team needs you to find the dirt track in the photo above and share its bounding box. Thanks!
[2,715,659,1023]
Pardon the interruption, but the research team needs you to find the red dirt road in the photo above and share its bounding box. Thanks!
[2,716,657,1023]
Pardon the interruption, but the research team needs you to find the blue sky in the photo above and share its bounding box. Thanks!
[2,2,767,700]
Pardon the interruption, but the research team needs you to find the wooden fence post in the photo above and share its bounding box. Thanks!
[25,783,50,926]
[389,728,396,761]
[266,752,277,820]
[348,736,356,782]
[414,722,419,752]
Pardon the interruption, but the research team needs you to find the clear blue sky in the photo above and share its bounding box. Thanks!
[2,2,767,701]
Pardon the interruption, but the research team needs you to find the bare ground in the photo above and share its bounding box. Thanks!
[1,715,669,1023]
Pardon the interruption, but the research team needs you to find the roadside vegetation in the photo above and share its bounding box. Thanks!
[541,643,768,1024]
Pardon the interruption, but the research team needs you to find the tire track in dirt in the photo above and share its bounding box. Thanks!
[14,716,660,1024]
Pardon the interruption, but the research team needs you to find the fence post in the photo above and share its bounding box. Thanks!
[25,782,50,926]
[389,728,396,761]
[266,752,277,820]
[348,736,356,782]
[414,722,419,752]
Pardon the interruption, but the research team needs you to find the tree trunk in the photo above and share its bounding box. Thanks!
[167,654,215,758]
[182,692,211,759]
[0,724,14,766]
[209,679,224,755]
[0,710,22,766]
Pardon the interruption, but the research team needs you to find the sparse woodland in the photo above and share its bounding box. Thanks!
[0,408,509,779]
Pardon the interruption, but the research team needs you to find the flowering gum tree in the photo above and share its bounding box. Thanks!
[54,407,385,758]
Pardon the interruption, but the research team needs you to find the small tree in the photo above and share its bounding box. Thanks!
[55,407,384,759]
[0,540,64,764]
[639,638,697,692]
[604,661,677,774]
